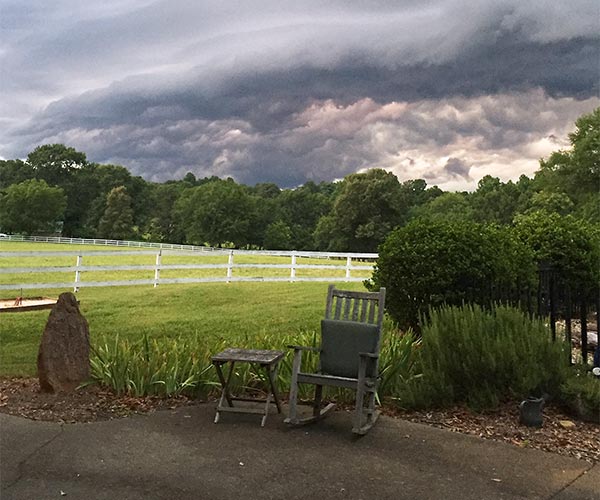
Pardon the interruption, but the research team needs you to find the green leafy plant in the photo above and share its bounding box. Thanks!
[377,327,421,401]
[394,304,569,411]
[559,366,600,423]
[90,334,214,397]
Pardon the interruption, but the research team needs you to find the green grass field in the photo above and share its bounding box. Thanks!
[0,241,371,376]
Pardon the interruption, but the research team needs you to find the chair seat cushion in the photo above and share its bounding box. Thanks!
[320,319,379,378]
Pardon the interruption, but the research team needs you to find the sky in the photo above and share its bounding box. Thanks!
[1,1,599,190]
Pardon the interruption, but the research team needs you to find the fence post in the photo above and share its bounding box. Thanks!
[565,286,572,365]
[345,256,352,281]
[549,270,556,341]
[154,250,162,288]
[581,298,588,364]
[74,254,82,292]
[290,252,297,282]
[227,250,234,283]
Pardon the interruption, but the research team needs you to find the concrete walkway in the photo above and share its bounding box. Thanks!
[1,404,598,500]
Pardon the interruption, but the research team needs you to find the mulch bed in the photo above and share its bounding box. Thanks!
[1,377,598,464]
[386,404,600,464]
[0,378,195,423]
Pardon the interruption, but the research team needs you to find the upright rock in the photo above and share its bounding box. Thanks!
[38,292,90,393]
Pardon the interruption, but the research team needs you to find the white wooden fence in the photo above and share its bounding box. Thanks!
[0,249,378,291]
[2,234,219,252]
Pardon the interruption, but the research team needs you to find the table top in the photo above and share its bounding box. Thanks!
[211,348,285,364]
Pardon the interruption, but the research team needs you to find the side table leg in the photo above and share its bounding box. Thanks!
[261,391,272,427]
[267,362,282,414]
[214,361,236,424]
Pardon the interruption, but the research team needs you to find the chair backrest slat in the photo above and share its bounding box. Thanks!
[368,300,376,324]
[343,296,352,320]
[351,299,360,321]
[360,299,368,322]
[333,296,342,320]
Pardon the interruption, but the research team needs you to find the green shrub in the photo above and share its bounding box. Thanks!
[559,366,600,423]
[394,304,569,411]
[370,218,534,330]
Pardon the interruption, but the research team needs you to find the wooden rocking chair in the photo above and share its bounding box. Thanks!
[285,284,386,435]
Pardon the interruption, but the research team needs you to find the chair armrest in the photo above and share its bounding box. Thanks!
[358,352,379,359]
[287,345,320,352]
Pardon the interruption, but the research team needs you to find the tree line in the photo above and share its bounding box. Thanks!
[0,108,598,253]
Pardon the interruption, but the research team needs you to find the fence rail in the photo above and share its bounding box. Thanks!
[0,248,378,291]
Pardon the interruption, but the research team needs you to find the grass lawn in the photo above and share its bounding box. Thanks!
[0,281,367,376]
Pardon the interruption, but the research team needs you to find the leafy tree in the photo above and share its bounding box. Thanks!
[314,169,405,252]
[174,179,257,247]
[398,179,443,220]
[0,159,34,189]
[370,219,534,329]
[514,211,600,295]
[98,186,135,240]
[28,144,87,186]
[263,220,293,250]
[534,107,600,219]
[0,179,66,234]
[140,182,189,243]
[469,176,523,224]
[525,191,574,216]
[275,181,333,250]
[182,172,198,186]
[576,192,600,223]
[412,192,474,222]
[80,163,152,237]
[251,182,281,199]
[25,144,91,235]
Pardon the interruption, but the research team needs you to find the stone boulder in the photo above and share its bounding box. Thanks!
[37,292,90,393]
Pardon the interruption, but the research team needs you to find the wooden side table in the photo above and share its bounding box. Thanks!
[211,348,284,427]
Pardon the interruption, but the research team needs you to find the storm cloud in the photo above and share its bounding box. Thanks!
[1,0,598,188]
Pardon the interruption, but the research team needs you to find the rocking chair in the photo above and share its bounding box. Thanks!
[285,284,386,435]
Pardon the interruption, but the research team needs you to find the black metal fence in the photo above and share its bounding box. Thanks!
[537,265,599,365]
[462,265,599,364]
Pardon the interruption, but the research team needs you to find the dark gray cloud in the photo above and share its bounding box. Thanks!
[1,0,599,188]
[442,158,472,181]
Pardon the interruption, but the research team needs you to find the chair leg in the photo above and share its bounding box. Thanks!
[284,349,303,425]
[366,389,379,425]
[353,358,368,434]
[286,371,335,427]
[353,386,380,435]
[313,385,323,417]
[366,390,376,418]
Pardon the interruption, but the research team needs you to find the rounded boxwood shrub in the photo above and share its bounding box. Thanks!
[370,218,534,330]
